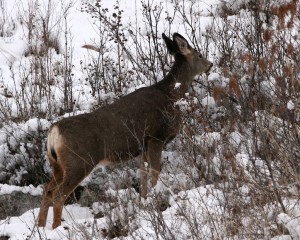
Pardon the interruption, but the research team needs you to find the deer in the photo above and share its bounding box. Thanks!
[37,32,213,229]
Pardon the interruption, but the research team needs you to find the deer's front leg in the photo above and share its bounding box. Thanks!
[140,154,149,198]
[140,138,164,198]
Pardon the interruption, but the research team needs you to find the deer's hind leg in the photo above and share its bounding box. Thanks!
[51,155,94,229]
[38,161,64,227]
[140,138,164,198]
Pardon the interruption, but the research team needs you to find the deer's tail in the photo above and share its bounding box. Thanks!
[47,125,62,163]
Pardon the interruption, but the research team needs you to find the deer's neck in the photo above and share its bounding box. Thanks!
[158,61,194,100]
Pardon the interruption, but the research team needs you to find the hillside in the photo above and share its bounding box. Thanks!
[0,0,300,239]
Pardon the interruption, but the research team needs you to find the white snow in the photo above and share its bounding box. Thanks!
[287,100,295,110]
[201,95,216,107]
[0,0,300,239]
[174,82,182,89]
[0,205,93,240]
[0,184,43,196]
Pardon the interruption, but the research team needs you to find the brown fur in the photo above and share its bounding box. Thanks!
[38,32,213,229]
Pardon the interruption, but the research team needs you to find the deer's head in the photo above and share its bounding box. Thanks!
[162,33,212,77]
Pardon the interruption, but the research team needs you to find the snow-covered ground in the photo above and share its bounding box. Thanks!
[1,0,300,239]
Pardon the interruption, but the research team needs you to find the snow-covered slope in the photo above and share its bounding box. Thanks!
[1,0,300,239]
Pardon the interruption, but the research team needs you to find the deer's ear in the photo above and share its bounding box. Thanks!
[162,33,178,55]
[173,33,191,55]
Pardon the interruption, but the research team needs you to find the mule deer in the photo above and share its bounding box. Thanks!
[38,32,212,229]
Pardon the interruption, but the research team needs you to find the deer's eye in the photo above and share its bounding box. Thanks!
[199,54,203,58]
